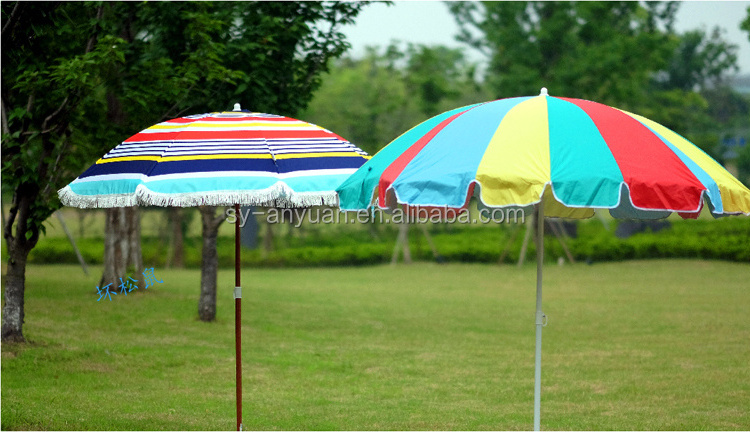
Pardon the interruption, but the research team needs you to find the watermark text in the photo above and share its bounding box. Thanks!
[96,267,164,302]
[226,206,525,228]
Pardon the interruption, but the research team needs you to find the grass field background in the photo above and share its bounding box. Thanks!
[2,260,749,430]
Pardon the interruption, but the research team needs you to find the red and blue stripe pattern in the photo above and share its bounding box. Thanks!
[337,91,750,219]
[60,111,369,208]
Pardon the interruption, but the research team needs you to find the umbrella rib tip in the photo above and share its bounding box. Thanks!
[540,87,548,96]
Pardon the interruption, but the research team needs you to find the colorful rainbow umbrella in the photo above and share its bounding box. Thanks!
[338,88,750,218]
[336,88,750,430]
[59,104,369,430]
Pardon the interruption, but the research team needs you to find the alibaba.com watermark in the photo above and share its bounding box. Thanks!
[226,206,525,228]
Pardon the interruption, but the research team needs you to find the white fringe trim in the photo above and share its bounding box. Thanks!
[57,183,339,209]
[58,185,138,208]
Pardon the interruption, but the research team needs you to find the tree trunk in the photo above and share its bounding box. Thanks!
[170,207,185,268]
[391,222,412,264]
[101,208,124,287]
[518,206,537,267]
[2,240,31,342]
[77,209,87,238]
[262,221,274,258]
[2,192,39,343]
[127,207,144,288]
[99,78,143,287]
[239,206,259,249]
[100,207,143,289]
[367,215,380,240]
[198,206,225,322]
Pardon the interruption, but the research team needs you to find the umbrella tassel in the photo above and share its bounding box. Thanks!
[60,184,341,209]
[57,185,138,208]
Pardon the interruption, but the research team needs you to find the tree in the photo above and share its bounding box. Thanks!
[100,207,144,291]
[734,6,750,185]
[92,0,373,300]
[449,1,679,107]
[2,2,127,342]
[403,44,481,117]
[303,43,489,243]
[737,139,750,187]
[179,2,370,321]
[302,43,489,155]
[301,48,422,155]
[1,1,371,340]
[167,208,187,268]
[447,1,741,156]
[198,207,224,322]
[647,17,747,166]
[654,27,738,92]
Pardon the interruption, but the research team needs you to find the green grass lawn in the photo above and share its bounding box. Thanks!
[2,260,750,430]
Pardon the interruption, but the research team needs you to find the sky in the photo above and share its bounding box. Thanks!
[341,1,750,75]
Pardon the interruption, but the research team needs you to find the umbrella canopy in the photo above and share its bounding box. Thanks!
[58,105,369,431]
[59,105,369,209]
[337,88,750,219]
[336,89,750,430]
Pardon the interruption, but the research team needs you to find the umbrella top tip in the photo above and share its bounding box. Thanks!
[233,103,241,111]
[540,87,548,96]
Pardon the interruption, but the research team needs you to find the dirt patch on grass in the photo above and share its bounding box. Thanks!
[79,360,116,374]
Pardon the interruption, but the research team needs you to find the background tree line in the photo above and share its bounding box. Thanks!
[304,1,750,174]
[3,1,749,343]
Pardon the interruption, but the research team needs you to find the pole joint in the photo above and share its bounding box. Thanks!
[234,286,242,299]
[535,311,547,327]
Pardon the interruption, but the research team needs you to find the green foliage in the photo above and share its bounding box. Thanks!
[1,1,371,253]
[2,3,128,247]
[449,2,677,104]
[25,238,102,266]
[737,140,750,187]
[447,1,745,162]
[301,43,491,154]
[23,216,750,267]
[193,1,370,117]
[655,28,738,92]
[91,2,369,122]
[403,44,486,117]
[1,1,373,340]
[300,49,423,155]
[569,218,750,262]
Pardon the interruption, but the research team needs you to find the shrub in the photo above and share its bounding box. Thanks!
[25,216,750,268]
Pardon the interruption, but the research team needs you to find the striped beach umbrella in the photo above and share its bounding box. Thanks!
[336,88,750,430]
[59,105,369,208]
[59,104,369,431]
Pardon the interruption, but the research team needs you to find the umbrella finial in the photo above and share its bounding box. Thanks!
[540,87,548,96]
[233,103,241,111]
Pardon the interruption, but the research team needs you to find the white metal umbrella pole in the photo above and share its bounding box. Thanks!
[533,200,546,431]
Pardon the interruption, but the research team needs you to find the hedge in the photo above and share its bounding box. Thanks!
[18,216,749,268]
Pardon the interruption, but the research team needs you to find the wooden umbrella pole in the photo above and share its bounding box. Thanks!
[234,204,243,431]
